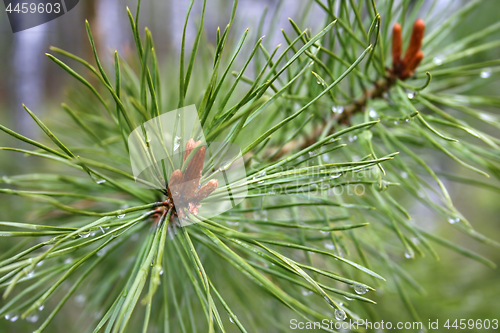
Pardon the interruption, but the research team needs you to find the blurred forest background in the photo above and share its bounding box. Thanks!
[0,0,499,331]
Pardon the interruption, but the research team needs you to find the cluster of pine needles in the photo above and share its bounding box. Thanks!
[0,0,499,332]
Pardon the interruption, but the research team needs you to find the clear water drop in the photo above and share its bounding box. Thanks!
[79,232,91,238]
[316,79,322,85]
[64,258,73,264]
[27,270,35,278]
[37,305,44,312]
[433,56,443,65]
[36,260,44,267]
[400,171,408,179]
[117,214,126,219]
[4,314,11,320]
[480,68,492,78]
[394,120,400,125]
[96,179,106,184]
[368,108,378,118]
[26,314,39,323]
[173,136,182,151]
[75,294,86,305]
[448,217,460,224]
[9,315,18,322]
[354,284,368,295]
[332,106,344,114]
[159,269,164,276]
[253,170,266,180]
[407,91,417,99]
[320,230,330,235]
[253,210,268,221]
[323,241,335,250]
[330,173,342,179]
[334,309,346,321]
[226,221,239,226]
[97,249,107,257]
[309,150,317,157]
[301,288,313,296]
[344,296,354,301]
[405,251,414,259]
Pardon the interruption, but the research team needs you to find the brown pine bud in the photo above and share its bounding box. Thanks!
[194,179,219,203]
[168,169,183,187]
[183,138,201,162]
[402,50,424,79]
[182,146,206,199]
[392,23,402,67]
[402,19,425,68]
[168,169,184,200]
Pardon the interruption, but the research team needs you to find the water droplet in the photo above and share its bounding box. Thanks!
[26,314,39,323]
[173,136,182,151]
[348,135,357,142]
[320,230,330,235]
[394,120,399,125]
[9,315,19,322]
[332,106,344,114]
[268,190,277,195]
[159,269,164,276]
[96,179,106,184]
[309,150,317,157]
[5,314,11,320]
[79,232,91,238]
[334,309,346,321]
[322,155,330,162]
[75,294,86,305]
[407,91,417,99]
[97,249,107,257]
[400,171,408,179]
[405,117,411,123]
[404,251,414,259]
[344,296,354,301]
[27,270,35,278]
[448,217,460,224]
[37,305,45,312]
[433,56,443,65]
[316,79,322,85]
[480,68,492,79]
[368,108,378,118]
[301,288,313,296]
[354,284,368,295]
[253,170,266,180]
[36,260,44,267]
[323,241,334,250]
[411,237,421,245]
[226,221,239,226]
[99,226,106,234]
[253,210,268,221]
[229,315,238,323]
[330,173,341,179]
[117,214,126,219]
[479,113,495,122]
[64,258,73,264]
